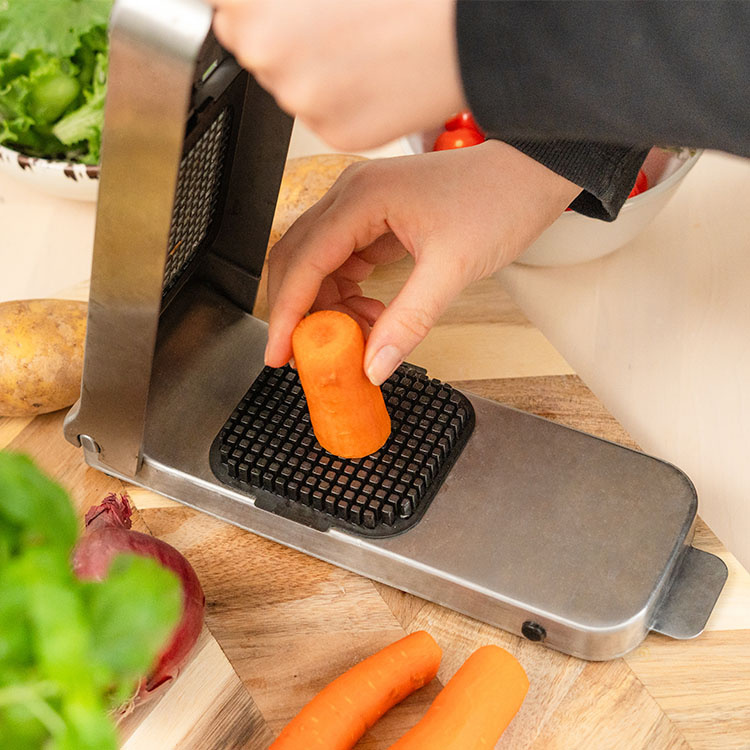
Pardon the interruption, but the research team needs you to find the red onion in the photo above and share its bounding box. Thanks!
[72,493,205,707]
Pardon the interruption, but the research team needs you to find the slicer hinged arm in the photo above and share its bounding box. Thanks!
[65,0,293,476]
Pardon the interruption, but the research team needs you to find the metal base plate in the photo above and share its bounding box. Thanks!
[77,283,727,660]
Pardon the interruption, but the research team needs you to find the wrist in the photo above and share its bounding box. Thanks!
[475,139,581,264]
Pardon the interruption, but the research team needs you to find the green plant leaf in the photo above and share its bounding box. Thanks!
[86,554,181,688]
[52,52,106,163]
[0,0,113,58]
[0,575,34,668]
[57,691,118,750]
[0,518,13,565]
[0,454,186,749]
[0,1,112,163]
[0,453,78,556]
[0,703,50,749]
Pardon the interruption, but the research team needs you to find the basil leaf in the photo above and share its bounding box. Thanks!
[0,453,184,749]
[0,453,78,555]
[86,554,181,687]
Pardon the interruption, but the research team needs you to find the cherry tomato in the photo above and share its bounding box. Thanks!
[628,169,649,198]
[433,127,485,151]
[445,110,483,135]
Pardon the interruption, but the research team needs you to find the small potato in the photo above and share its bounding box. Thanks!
[267,153,367,251]
[0,299,87,417]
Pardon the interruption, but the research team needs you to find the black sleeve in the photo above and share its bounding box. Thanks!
[456,0,749,220]
[501,138,649,221]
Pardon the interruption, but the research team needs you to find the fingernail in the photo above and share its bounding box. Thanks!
[264,341,270,366]
[366,345,402,386]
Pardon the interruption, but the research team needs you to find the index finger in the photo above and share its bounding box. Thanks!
[265,191,390,367]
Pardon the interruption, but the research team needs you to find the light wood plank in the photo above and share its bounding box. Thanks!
[454,373,639,449]
[529,659,690,750]
[626,631,750,749]
[371,582,429,630]
[0,415,33,450]
[362,256,574,379]
[121,629,271,750]
[127,486,181,510]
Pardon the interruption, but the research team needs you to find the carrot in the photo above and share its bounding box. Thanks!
[269,630,442,750]
[388,645,529,750]
[291,310,391,458]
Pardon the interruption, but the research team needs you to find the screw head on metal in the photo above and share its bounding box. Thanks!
[521,620,547,642]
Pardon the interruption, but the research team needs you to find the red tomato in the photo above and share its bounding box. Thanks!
[445,110,483,135]
[433,127,485,151]
[628,169,649,198]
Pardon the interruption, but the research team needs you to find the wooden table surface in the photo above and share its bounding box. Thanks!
[4,264,749,750]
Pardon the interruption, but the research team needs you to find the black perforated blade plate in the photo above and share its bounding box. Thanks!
[209,363,475,537]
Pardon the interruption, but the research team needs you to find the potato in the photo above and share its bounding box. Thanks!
[267,153,367,250]
[0,299,87,417]
[256,154,368,320]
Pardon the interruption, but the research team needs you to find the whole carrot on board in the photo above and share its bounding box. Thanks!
[389,645,529,750]
[269,630,442,750]
[292,309,392,458]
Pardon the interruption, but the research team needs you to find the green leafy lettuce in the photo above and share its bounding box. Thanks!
[0,1,113,164]
[0,453,181,750]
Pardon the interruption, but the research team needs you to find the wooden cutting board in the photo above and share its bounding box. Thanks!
[7,258,750,748]
[2,373,749,750]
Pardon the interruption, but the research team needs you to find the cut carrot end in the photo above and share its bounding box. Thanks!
[292,310,392,458]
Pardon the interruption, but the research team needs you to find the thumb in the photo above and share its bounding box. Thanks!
[364,256,468,386]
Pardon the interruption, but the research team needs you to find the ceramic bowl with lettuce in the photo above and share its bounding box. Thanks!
[0,0,112,201]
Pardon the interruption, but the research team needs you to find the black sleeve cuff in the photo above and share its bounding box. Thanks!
[502,138,649,221]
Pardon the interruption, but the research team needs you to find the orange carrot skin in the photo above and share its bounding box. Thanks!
[292,310,391,458]
[270,630,442,750]
[388,645,529,750]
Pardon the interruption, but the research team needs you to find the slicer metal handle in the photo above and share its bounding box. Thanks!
[651,546,728,639]
[64,0,214,475]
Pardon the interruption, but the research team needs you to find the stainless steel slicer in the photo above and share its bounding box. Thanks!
[66,0,727,660]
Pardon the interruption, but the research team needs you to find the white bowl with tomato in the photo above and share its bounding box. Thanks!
[402,114,701,267]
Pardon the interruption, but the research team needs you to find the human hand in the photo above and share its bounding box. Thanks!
[265,140,582,385]
[209,0,463,151]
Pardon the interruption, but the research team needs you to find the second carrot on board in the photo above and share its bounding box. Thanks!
[388,645,529,750]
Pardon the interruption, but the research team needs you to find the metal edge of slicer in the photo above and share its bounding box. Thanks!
[65,0,728,661]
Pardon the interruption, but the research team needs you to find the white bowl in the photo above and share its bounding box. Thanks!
[401,134,701,266]
[0,144,99,202]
